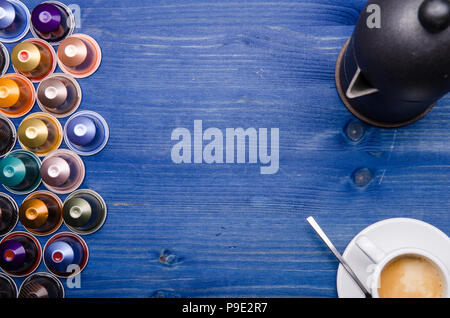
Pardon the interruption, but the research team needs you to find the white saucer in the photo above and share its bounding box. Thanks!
[337,218,450,298]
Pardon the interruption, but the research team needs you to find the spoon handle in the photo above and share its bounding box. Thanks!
[307,217,372,298]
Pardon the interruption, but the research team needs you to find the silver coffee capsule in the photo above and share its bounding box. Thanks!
[36,73,81,118]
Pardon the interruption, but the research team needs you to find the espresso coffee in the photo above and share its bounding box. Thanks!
[379,255,444,298]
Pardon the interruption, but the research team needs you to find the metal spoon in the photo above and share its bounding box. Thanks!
[307,216,372,298]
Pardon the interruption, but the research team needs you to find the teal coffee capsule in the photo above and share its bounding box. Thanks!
[0,150,42,195]
[63,189,106,235]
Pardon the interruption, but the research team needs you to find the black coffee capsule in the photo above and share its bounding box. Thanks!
[63,189,107,235]
[0,42,9,76]
[0,193,18,236]
[0,272,17,298]
[0,114,16,158]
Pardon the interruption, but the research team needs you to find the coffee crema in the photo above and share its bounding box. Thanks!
[379,255,444,298]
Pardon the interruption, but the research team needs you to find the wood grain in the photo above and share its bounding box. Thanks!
[2,0,449,297]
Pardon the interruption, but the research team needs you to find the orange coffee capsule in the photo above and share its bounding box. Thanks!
[0,74,35,118]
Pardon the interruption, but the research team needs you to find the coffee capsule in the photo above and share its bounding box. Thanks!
[0,43,9,77]
[12,38,57,82]
[63,189,106,235]
[64,111,109,156]
[0,193,18,236]
[37,73,81,118]
[58,34,102,78]
[18,272,64,298]
[44,232,88,277]
[31,1,75,45]
[19,191,63,236]
[41,149,85,194]
[0,231,41,277]
[0,150,41,194]
[0,74,35,118]
[0,272,17,298]
[18,112,63,156]
[0,114,16,158]
[0,0,30,43]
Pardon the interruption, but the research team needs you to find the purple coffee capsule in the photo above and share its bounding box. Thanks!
[41,149,85,194]
[31,1,74,45]
[0,231,41,277]
[0,0,31,43]
[64,111,109,156]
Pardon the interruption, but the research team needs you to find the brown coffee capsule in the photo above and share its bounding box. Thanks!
[18,272,64,298]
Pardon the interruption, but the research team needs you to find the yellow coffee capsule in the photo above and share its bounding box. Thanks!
[12,39,57,83]
[18,113,63,156]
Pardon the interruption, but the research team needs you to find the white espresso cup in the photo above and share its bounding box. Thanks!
[356,236,450,298]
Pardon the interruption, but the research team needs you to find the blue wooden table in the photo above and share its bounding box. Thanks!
[4,0,450,298]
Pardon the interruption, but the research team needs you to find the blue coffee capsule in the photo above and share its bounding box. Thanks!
[0,0,31,43]
[64,111,109,156]
[0,150,42,195]
[43,232,88,278]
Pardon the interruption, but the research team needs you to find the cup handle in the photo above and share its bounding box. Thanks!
[356,236,386,264]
